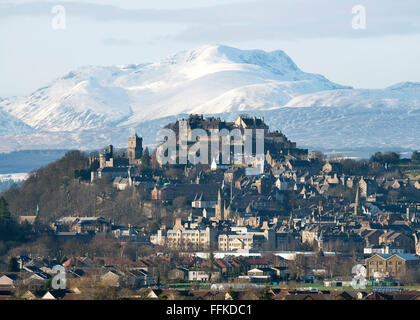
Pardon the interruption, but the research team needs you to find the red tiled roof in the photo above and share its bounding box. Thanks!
[215,260,230,269]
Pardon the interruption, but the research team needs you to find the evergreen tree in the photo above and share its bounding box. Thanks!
[370,151,400,165]
[0,197,30,243]
[0,197,14,241]
[232,266,244,278]
[0,197,11,224]
[209,251,215,272]
[7,257,19,272]
[412,151,420,163]
[141,147,151,169]
[43,277,53,292]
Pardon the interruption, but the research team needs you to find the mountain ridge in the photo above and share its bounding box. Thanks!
[0,44,419,155]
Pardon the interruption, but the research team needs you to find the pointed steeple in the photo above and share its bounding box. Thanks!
[246,203,252,214]
[224,203,231,220]
[230,178,233,202]
[215,188,223,220]
[211,157,217,171]
[288,213,294,230]
[354,185,359,216]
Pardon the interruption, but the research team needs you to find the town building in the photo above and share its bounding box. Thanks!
[366,253,420,279]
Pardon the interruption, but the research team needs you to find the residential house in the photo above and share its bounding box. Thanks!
[168,267,189,281]
[366,253,420,279]
[101,270,122,287]
[378,231,415,253]
[0,274,20,288]
[188,270,210,282]
[52,216,110,234]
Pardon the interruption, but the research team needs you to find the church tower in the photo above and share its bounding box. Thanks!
[128,133,143,165]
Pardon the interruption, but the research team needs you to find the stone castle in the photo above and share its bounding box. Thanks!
[164,114,308,165]
[98,133,143,169]
[91,133,143,182]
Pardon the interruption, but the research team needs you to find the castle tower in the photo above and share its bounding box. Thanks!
[128,133,143,165]
[99,153,106,169]
[99,145,114,168]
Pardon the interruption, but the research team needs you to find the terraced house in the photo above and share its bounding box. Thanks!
[366,253,420,279]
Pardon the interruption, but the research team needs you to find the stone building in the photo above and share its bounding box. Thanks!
[151,183,219,202]
[218,228,275,251]
[151,222,217,250]
[366,253,420,279]
[99,145,115,168]
[163,114,308,166]
[128,133,143,165]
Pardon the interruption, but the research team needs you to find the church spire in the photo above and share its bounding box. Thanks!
[215,188,224,221]
[354,185,359,216]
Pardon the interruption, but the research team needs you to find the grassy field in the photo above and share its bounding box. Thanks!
[404,169,420,179]
[398,162,420,179]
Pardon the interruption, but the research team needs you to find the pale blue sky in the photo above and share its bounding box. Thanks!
[1,0,420,97]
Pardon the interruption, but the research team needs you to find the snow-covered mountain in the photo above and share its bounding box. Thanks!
[0,107,35,136]
[0,44,419,155]
[2,67,134,132]
[285,82,420,109]
[1,45,348,132]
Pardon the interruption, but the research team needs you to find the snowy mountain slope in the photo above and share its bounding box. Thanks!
[0,115,178,153]
[0,173,28,183]
[116,45,350,124]
[285,82,420,109]
[0,107,35,136]
[0,45,349,131]
[2,67,135,131]
[1,104,418,158]
[0,44,419,156]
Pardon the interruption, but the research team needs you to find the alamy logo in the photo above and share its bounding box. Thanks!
[156,120,265,175]
[51,5,66,30]
[51,265,67,290]
[352,5,367,30]
[351,264,367,289]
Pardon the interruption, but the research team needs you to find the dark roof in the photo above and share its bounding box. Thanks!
[0,274,19,280]
[99,167,130,173]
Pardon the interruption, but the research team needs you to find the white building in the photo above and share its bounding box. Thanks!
[218,228,275,251]
[151,220,217,249]
[188,270,210,282]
